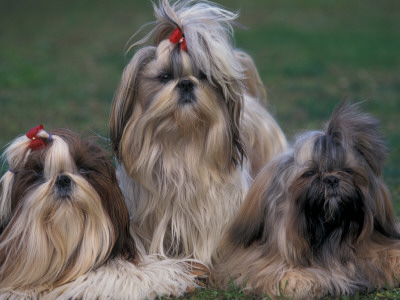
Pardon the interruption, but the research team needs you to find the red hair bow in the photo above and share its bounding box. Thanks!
[169,28,187,51]
[26,124,46,150]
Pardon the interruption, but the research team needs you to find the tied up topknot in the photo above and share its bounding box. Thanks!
[26,124,51,151]
[169,27,187,51]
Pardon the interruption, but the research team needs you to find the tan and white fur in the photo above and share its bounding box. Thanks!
[212,102,400,299]
[0,128,200,299]
[109,0,286,266]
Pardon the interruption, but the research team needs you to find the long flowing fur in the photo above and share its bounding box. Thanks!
[44,256,198,300]
[0,128,200,299]
[1,257,198,300]
[212,102,400,299]
[109,0,286,266]
[0,129,136,293]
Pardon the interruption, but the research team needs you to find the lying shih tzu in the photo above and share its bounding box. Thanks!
[109,0,287,266]
[0,125,200,299]
[212,102,400,299]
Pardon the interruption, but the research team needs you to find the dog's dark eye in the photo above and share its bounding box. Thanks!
[342,168,354,175]
[158,73,173,83]
[18,168,44,185]
[24,160,45,182]
[31,169,44,182]
[302,170,316,178]
[199,71,207,80]
[79,166,92,177]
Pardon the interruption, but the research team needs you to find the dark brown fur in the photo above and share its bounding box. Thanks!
[2,129,137,262]
[212,102,400,298]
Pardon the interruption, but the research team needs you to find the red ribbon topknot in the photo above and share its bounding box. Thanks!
[26,124,46,150]
[169,28,187,51]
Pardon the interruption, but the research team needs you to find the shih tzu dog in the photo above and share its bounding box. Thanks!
[212,102,400,299]
[0,125,200,299]
[109,0,287,266]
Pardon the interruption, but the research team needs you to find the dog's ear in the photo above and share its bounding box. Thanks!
[326,101,387,176]
[0,135,32,228]
[234,50,267,103]
[0,172,13,232]
[227,155,289,248]
[109,47,156,159]
[371,179,400,239]
[83,138,138,263]
[228,92,245,167]
[231,50,269,167]
[104,156,138,263]
[227,175,268,248]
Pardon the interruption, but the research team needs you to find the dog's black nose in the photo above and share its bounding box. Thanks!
[323,175,339,188]
[56,174,71,188]
[177,80,196,105]
[55,174,73,199]
[177,80,194,93]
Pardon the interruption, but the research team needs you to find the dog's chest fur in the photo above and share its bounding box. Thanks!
[118,156,250,265]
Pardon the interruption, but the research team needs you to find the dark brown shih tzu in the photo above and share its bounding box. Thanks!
[0,126,200,299]
[212,102,400,299]
[109,0,287,266]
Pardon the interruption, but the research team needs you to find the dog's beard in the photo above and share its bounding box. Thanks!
[291,171,366,259]
[120,78,235,186]
[134,81,216,135]
[0,175,113,290]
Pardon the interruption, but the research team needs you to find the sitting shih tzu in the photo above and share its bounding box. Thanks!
[0,125,201,299]
[109,0,287,266]
[212,102,400,299]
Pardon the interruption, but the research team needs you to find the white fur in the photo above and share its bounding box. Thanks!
[119,160,251,266]
[0,256,198,300]
[47,256,197,300]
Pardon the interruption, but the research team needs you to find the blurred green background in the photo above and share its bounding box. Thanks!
[4,1,398,208]
[0,0,399,298]
[0,1,399,203]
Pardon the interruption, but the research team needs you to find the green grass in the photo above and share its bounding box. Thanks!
[1,0,399,299]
